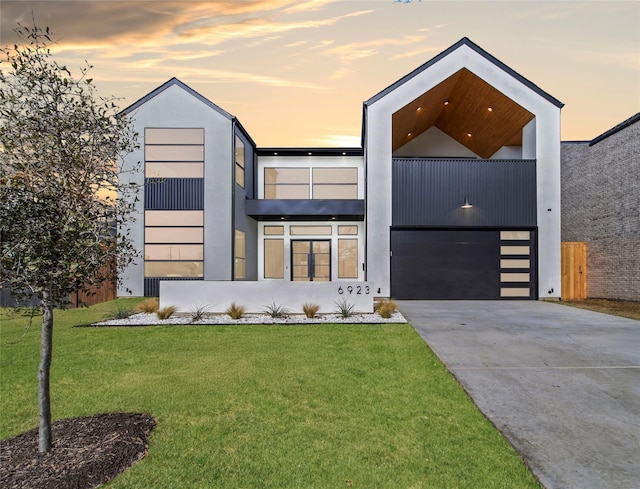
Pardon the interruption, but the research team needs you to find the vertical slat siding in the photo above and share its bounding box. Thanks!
[392,158,537,227]
[561,242,587,300]
[144,277,204,297]
[145,178,204,210]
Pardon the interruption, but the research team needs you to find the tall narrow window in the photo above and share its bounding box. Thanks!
[338,239,358,278]
[235,230,246,279]
[235,137,245,188]
[264,239,284,279]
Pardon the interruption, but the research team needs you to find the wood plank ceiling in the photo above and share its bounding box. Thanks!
[392,68,534,158]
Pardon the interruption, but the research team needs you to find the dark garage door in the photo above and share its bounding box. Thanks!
[390,229,535,300]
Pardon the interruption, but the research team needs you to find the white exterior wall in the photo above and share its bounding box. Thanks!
[160,280,375,313]
[118,84,235,296]
[366,44,561,299]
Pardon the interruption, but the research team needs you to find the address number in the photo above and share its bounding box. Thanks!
[338,285,370,295]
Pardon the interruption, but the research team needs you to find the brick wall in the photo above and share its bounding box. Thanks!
[561,120,640,301]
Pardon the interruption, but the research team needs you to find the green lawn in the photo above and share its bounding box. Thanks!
[0,299,540,488]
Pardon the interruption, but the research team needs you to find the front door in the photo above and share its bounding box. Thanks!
[291,240,331,281]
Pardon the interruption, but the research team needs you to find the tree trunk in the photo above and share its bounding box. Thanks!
[38,290,54,452]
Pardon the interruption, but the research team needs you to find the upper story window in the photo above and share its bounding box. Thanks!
[264,167,357,199]
[145,128,204,178]
[235,137,245,188]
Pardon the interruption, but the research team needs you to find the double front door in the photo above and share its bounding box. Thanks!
[291,240,330,281]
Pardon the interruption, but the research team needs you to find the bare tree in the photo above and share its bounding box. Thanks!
[0,24,140,452]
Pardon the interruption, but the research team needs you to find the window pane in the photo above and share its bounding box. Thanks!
[145,244,203,261]
[145,227,203,243]
[500,246,530,255]
[290,226,332,236]
[264,226,284,235]
[145,128,204,145]
[235,258,246,280]
[500,288,530,297]
[144,261,203,277]
[338,225,358,235]
[264,239,284,279]
[500,259,530,269]
[264,184,309,199]
[236,165,245,188]
[145,210,203,227]
[146,162,203,178]
[313,168,357,184]
[235,230,246,259]
[235,137,245,168]
[500,273,530,283]
[146,145,204,162]
[265,168,309,184]
[338,239,358,278]
[312,184,357,199]
[500,231,530,240]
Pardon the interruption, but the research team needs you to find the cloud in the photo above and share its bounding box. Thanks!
[314,134,361,147]
[389,46,442,61]
[324,35,425,63]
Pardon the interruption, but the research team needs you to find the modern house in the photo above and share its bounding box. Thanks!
[118,37,563,309]
[561,113,640,301]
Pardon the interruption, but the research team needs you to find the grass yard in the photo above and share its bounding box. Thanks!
[1,299,540,488]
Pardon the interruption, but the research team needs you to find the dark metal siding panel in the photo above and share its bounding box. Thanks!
[392,158,537,227]
[144,178,204,210]
[144,277,204,297]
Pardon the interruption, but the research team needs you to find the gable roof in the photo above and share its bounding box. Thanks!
[589,112,640,146]
[365,37,564,108]
[118,77,234,119]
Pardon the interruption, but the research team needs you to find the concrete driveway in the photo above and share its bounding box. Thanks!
[398,300,640,489]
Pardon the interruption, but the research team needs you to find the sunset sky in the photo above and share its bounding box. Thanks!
[1,0,638,147]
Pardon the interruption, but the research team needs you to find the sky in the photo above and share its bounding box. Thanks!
[1,0,638,147]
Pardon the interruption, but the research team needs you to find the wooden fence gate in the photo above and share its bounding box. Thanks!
[561,242,587,300]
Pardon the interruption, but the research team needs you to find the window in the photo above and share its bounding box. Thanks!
[290,226,332,236]
[144,210,204,277]
[264,168,309,199]
[145,128,204,178]
[264,226,284,235]
[312,168,358,199]
[263,167,358,199]
[235,137,245,188]
[338,239,358,278]
[235,230,245,279]
[264,239,284,279]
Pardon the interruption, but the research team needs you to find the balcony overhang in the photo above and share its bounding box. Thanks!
[245,199,365,221]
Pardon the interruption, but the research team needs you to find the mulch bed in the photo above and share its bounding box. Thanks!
[1,412,156,489]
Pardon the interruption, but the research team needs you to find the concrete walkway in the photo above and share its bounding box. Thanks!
[398,300,640,489]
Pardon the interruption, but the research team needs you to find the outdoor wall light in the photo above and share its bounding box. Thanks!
[461,197,473,209]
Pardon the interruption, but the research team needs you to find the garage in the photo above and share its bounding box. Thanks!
[390,228,536,300]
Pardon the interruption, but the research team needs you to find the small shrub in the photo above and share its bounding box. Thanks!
[112,302,134,319]
[375,299,397,319]
[226,302,245,320]
[189,304,211,322]
[334,298,355,318]
[157,306,177,320]
[262,302,290,318]
[137,298,159,313]
[302,303,320,319]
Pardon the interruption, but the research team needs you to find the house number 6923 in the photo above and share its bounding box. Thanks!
[338,285,370,295]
